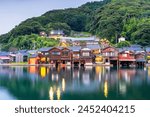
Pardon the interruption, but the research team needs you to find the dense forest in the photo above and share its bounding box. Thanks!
[0,0,149,50]
[90,0,150,46]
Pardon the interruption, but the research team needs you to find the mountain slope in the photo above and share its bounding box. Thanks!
[0,0,150,50]
[0,0,111,50]
[90,0,150,45]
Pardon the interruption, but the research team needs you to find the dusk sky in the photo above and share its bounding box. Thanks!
[0,0,100,35]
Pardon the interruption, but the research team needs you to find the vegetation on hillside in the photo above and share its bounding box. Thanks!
[2,34,59,51]
[0,0,110,50]
[90,0,150,46]
[0,0,149,50]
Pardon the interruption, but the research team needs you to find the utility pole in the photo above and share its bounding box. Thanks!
[115,32,118,44]
[0,44,1,52]
[33,41,36,50]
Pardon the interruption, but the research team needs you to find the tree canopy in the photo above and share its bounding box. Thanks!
[0,0,149,50]
[90,0,150,46]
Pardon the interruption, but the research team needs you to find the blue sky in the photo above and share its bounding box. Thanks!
[0,0,100,35]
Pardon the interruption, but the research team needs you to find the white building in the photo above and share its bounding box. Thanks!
[118,37,125,43]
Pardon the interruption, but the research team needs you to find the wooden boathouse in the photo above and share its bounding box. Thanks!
[101,46,119,66]
[69,46,81,67]
[80,47,93,66]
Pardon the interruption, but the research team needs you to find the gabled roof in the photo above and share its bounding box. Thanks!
[61,47,70,50]
[0,52,10,56]
[0,56,10,60]
[120,46,144,52]
[102,46,118,51]
[38,47,52,52]
[86,44,101,50]
[81,47,91,51]
[130,44,142,48]
[69,46,81,52]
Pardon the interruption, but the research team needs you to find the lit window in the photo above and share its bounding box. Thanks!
[82,52,90,56]
[62,51,69,56]
[52,51,60,55]
[122,54,127,57]
[73,54,79,58]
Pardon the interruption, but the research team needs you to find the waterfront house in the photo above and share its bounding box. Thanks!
[49,47,62,66]
[0,56,11,64]
[61,47,72,66]
[15,53,28,63]
[101,46,118,66]
[129,45,146,66]
[87,44,101,55]
[38,47,52,64]
[28,54,39,65]
[0,52,11,63]
[80,47,93,66]
[87,44,102,64]
[135,52,146,66]
[15,50,28,63]
[69,46,81,66]
[118,48,136,67]
[145,47,150,63]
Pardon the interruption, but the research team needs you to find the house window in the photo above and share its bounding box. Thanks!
[73,54,79,58]
[45,52,49,56]
[106,52,109,56]
[122,54,127,57]
[52,51,60,55]
[82,52,90,56]
[62,51,69,56]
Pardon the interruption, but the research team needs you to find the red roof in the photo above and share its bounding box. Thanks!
[0,56,10,60]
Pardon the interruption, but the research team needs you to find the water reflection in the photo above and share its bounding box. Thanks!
[0,66,150,100]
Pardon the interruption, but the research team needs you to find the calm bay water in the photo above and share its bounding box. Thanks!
[0,66,150,100]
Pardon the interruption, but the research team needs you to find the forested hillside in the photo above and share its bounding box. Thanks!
[0,0,149,50]
[0,0,110,50]
[90,0,150,45]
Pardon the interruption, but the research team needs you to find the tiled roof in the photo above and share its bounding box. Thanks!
[130,44,142,48]
[0,52,10,56]
[69,46,81,52]
[81,47,91,51]
[145,47,150,52]
[122,47,144,52]
[0,56,10,60]
[86,44,101,50]
[38,47,52,52]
